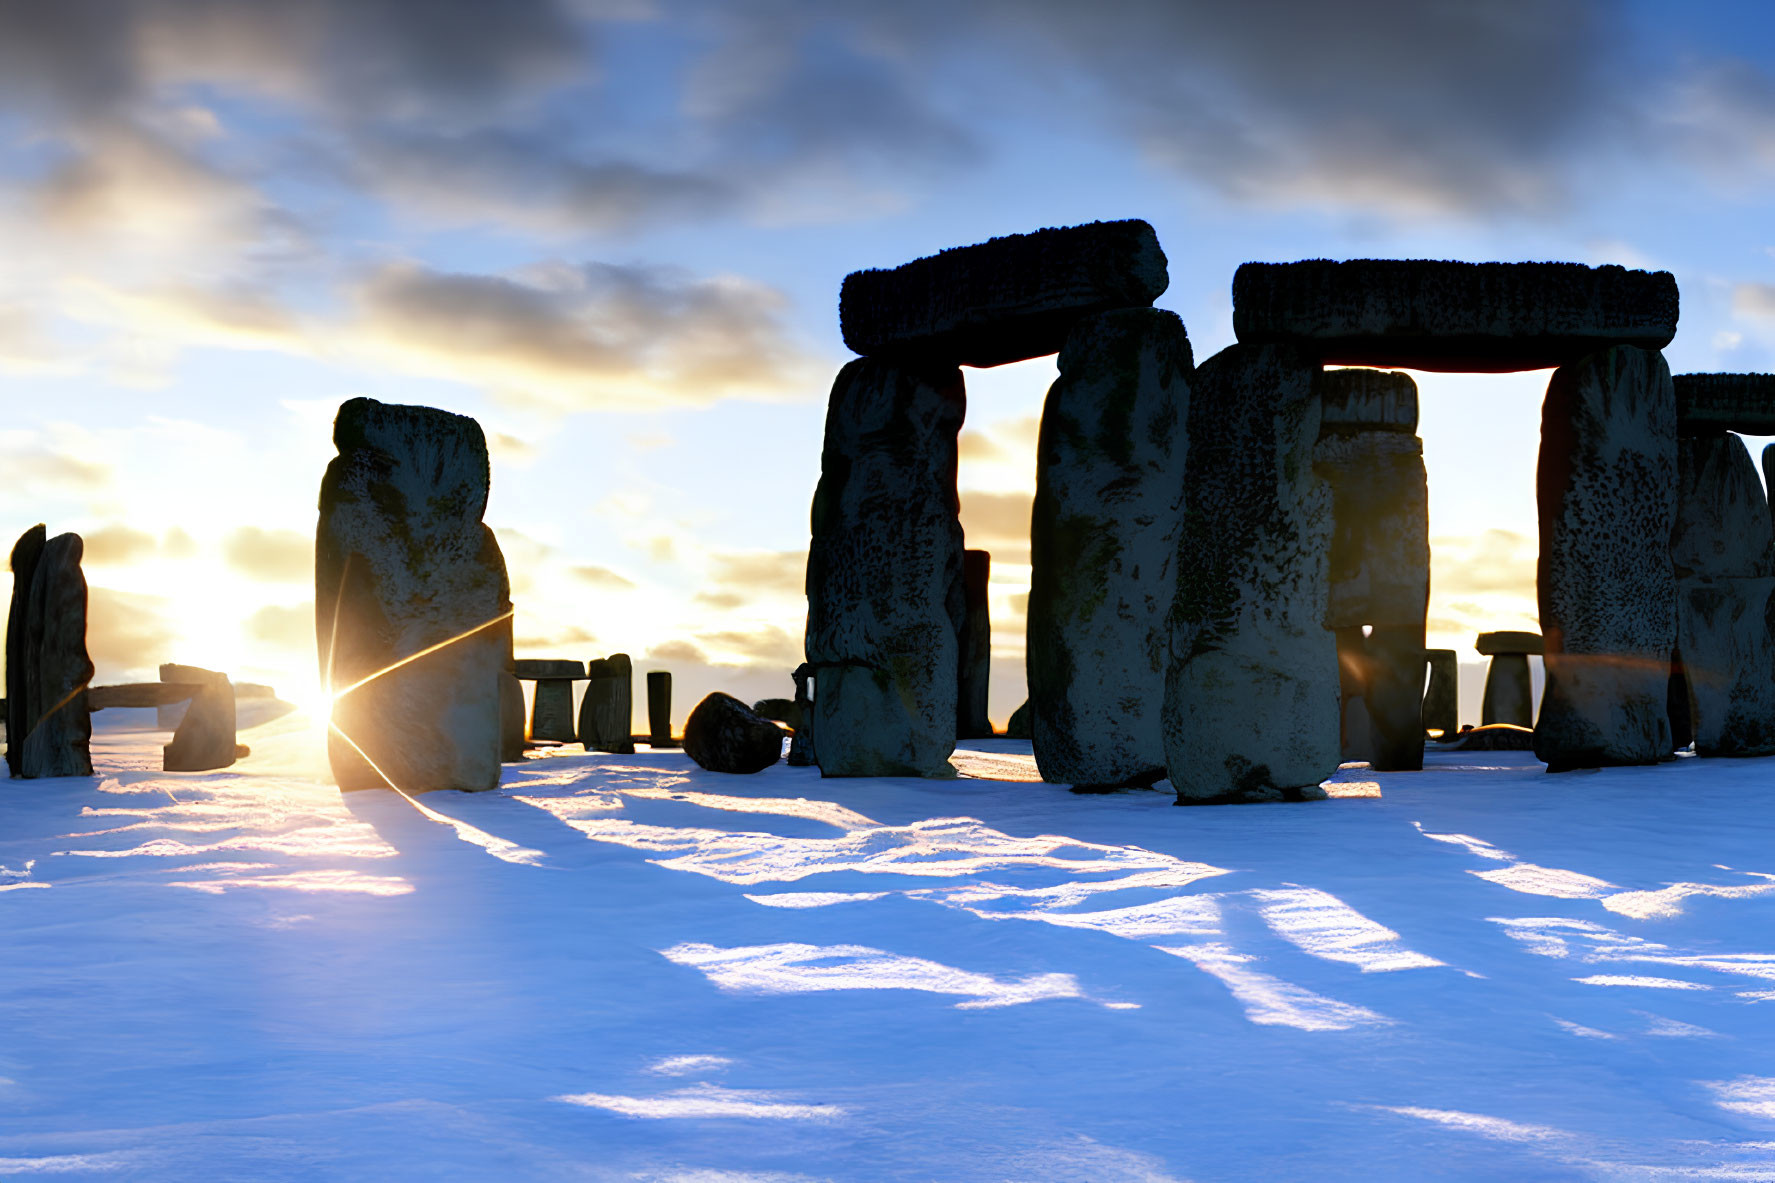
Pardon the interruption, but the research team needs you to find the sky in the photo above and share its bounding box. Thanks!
[2,0,1774,730]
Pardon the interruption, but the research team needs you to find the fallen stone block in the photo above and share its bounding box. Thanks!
[1164,343,1339,803]
[840,220,1168,368]
[1535,347,1678,771]
[805,358,965,777]
[683,692,784,774]
[163,665,237,773]
[317,397,507,792]
[1029,308,1192,789]
[1444,723,1535,751]
[1234,260,1678,372]
[87,683,202,710]
[1674,373,1775,436]
[6,526,93,779]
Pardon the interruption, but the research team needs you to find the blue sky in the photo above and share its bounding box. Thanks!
[2,0,1773,726]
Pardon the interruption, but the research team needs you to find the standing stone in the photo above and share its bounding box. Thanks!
[6,528,94,778]
[1669,432,1775,756]
[1535,347,1678,771]
[786,664,815,766]
[1333,627,1373,762]
[1476,631,1541,729]
[1422,648,1458,739]
[1316,368,1428,771]
[805,358,965,777]
[956,550,993,740]
[516,659,584,743]
[316,398,506,793]
[647,670,675,747]
[1028,307,1191,788]
[1765,444,1775,534]
[579,654,635,754]
[1164,344,1338,803]
[499,671,526,762]
[683,692,783,774]
[162,666,237,772]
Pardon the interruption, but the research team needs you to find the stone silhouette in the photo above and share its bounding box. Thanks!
[1535,347,1678,771]
[515,659,584,743]
[161,665,239,772]
[682,692,784,774]
[6,526,93,779]
[579,655,634,754]
[841,220,1168,368]
[1028,307,1191,789]
[316,398,507,793]
[1234,260,1678,372]
[647,670,675,747]
[804,359,965,777]
[1316,368,1428,771]
[957,550,993,740]
[1165,344,1338,803]
[1422,648,1458,739]
[1476,631,1541,729]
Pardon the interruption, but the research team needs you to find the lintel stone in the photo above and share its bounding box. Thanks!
[1673,373,1775,436]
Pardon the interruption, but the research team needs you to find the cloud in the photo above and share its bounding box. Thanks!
[515,624,599,651]
[0,304,72,374]
[246,602,314,652]
[1429,530,1538,598]
[693,625,802,670]
[647,639,708,664]
[86,585,178,680]
[707,551,806,595]
[571,564,635,589]
[0,435,112,496]
[352,260,817,411]
[1735,283,1775,324]
[223,527,313,582]
[959,489,1032,565]
[80,525,160,566]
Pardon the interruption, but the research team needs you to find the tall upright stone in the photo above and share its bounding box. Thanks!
[1535,347,1678,771]
[316,398,506,793]
[1028,307,1191,789]
[805,358,965,777]
[1315,368,1428,771]
[1164,344,1338,803]
[956,550,993,740]
[5,527,94,778]
[1669,432,1775,756]
[647,670,675,747]
[1422,649,1458,738]
[579,654,635,754]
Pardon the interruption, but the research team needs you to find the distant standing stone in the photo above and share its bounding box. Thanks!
[1422,648,1458,738]
[683,692,783,774]
[316,398,507,792]
[786,664,815,765]
[1028,307,1191,789]
[956,550,993,740]
[162,666,237,773]
[1164,344,1338,803]
[647,670,675,747]
[1005,699,1032,740]
[499,671,526,762]
[1535,347,1678,771]
[1670,432,1775,756]
[804,358,965,777]
[5,526,94,778]
[579,655,634,754]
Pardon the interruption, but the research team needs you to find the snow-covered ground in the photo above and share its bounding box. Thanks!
[4,712,1775,1181]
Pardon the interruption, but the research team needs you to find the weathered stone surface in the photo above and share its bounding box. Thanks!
[1672,434,1774,580]
[805,358,965,777]
[1672,577,1775,757]
[163,666,237,772]
[1423,648,1458,738]
[1535,347,1678,771]
[1164,344,1339,802]
[157,663,207,729]
[1674,373,1775,435]
[5,525,46,778]
[1234,260,1679,373]
[316,397,506,793]
[1364,625,1426,770]
[1766,444,1775,533]
[1317,408,1428,631]
[528,668,582,744]
[579,654,634,754]
[1334,628,1372,763]
[957,550,993,740]
[88,682,201,710]
[499,671,526,762]
[513,659,584,679]
[6,529,94,778]
[1480,653,1533,728]
[785,664,815,765]
[647,670,674,747]
[1029,308,1191,789]
[683,692,783,774]
[1319,367,1418,432]
[840,220,1168,368]
[1005,699,1031,740]
[752,697,801,729]
[1475,631,1544,656]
